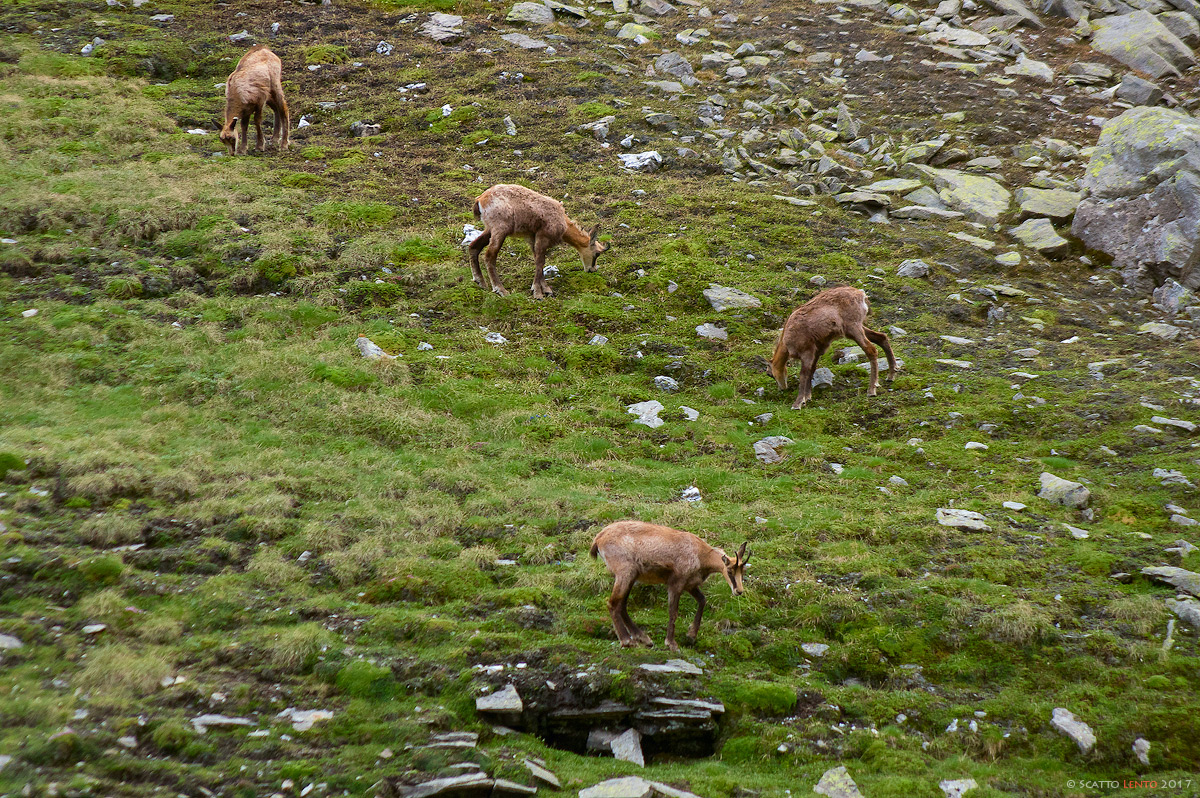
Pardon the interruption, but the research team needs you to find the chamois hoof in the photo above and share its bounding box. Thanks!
[791,402,806,410]
[492,286,509,297]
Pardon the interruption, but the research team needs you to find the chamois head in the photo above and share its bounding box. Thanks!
[219,118,239,155]
[581,225,611,273]
[720,542,750,596]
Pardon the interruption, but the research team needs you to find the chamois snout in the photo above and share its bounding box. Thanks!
[220,120,238,155]
[722,542,750,596]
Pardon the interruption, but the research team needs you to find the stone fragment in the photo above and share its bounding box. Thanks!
[811,367,834,389]
[501,32,548,48]
[754,436,793,464]
[1009,218,1071,257]
[813,766,865,798]
[400,774,493,798]
[610,728,644,766]
[618,151,662,171]
[1116,74,1164,106]
[1051,707,1096,754]
[897,259,931,278]
[1152,416,1197,433]
[654,51,698,86]
[617,22,655,40]
[523,760,560,789]
[1004,55,1054,82]
[802,642,829,657]
[696,323,728,340]
[418,13,464,42]
[192,714,254,734]
[1015,188,1081,221]
[1167,598,1200,626]
[654,376,680,392]
[1038,472,1090,508]
[544,0,587,16]
[927,168,1012,224]
[476,684,523,713]
[703,284,761,311]
[1133,737,1151,766]
[939,779,979,798]
[0,634,23,649]
[638,659,702,674]
[936,508,991,531]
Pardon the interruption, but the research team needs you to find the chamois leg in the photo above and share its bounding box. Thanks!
[484,232,509,296]
[849,328,880,396]
[253,107,265,152]
[272,88,289,150]
[531,234,554,299]
[236,115,251,155]
[665,583,683,653]
[468,230,491,288]
[620,594,653,648]
[686,587,706,642]
[792,347,817,410]
[770,338,790,391]
[606,576,637,647]
[864,326,897,382]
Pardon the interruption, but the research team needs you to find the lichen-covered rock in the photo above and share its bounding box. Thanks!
[1090,11,1196,78]
[813,766,865,798]
[1015,187,1081,221]
[1072,107,1200,294]
[1142,566,1200,597]
[927,168,1012,223]
[506,2,556,24]
[1010,218,1071,257]
[703,284,761,311]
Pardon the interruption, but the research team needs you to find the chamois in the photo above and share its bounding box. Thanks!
[468,184,610,299]
[770,286,897,410]
[590,521,749,652]
[220,46,289,156]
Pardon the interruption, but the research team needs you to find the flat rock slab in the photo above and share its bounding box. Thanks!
[277,708,333,731]
[400,773,493,798]
[928,168,1012,224]
[192,714,254,734]
[419,13,464,42]
[638,659,703,674]
[754,436,793,464]
[1142,566,1200,597]
[1051,707,1096,754]
[580,777,655,798]
[523,759,560,789]
[1038,471,1090,508]
[1167,597,1200,626]
[813,765,865,798]
[476,683,523,713]
[863,178,924,193]
[618,151,662,171]
[936,508,992,531]
[703,284,761,311]
[695,323,728,340]
[1015,187,1081,221]
[501,32,548,48]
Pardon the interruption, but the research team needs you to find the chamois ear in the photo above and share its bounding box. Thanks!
[721,553,731,567]
[737,541,748,563]
[589,224,600,242]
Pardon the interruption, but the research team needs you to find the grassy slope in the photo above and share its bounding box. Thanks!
[1,0,1198,796]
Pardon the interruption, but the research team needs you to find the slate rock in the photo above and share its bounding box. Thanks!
[507,2,556,23]
[813,766,865,798]
[638,659,702,674]
[191,714,254,734]
[703,284,761,311]
[1167,597,1200,626]
[812,367,834,389]
[754,436,793,464]
[1160,10,1200,49]
[696,323,728,340]
[1090,11,1196,78]
[654,376,680,392]
[544,0,587,16]
[1038,472,1090,508]
[1153,279,1193,312]
[618,151,662,171]
[1142,566,1200,597]
[1051,707,1096,754]
[1133,737,1152,765]
[1010,218,1071,257]
[523,760,560,789]
[1004,54,1054,81]
[617,22,655,40]
[399,773,492,798]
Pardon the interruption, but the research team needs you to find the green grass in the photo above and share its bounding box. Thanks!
[0,0,1198,795]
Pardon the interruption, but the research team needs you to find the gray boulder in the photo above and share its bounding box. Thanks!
[1142,566,1200,597]
[924,167,1012,224]
[654,52,698,86]
[1090,11,1195,78]
[1116,74,1164,106]
[1015,187,1081,221]
[813,766,865,798]
[1071,107,1200,295]
[419,13,464,42]
[1010,218,1071,257]
[506,2,556,23]
[1160,10,1200,49]
[1051,707,1096,754]
[1038,472,1090,508]
[703,284,761,311]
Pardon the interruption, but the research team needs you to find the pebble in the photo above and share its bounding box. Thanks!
[21,309,38,318]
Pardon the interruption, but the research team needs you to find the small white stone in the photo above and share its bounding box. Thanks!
[22,309,38,318]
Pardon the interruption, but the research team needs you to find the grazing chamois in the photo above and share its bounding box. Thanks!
[590,521,749,652]
[771,286,897,410]
[468,184,610,299]
[220,46,289,156]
